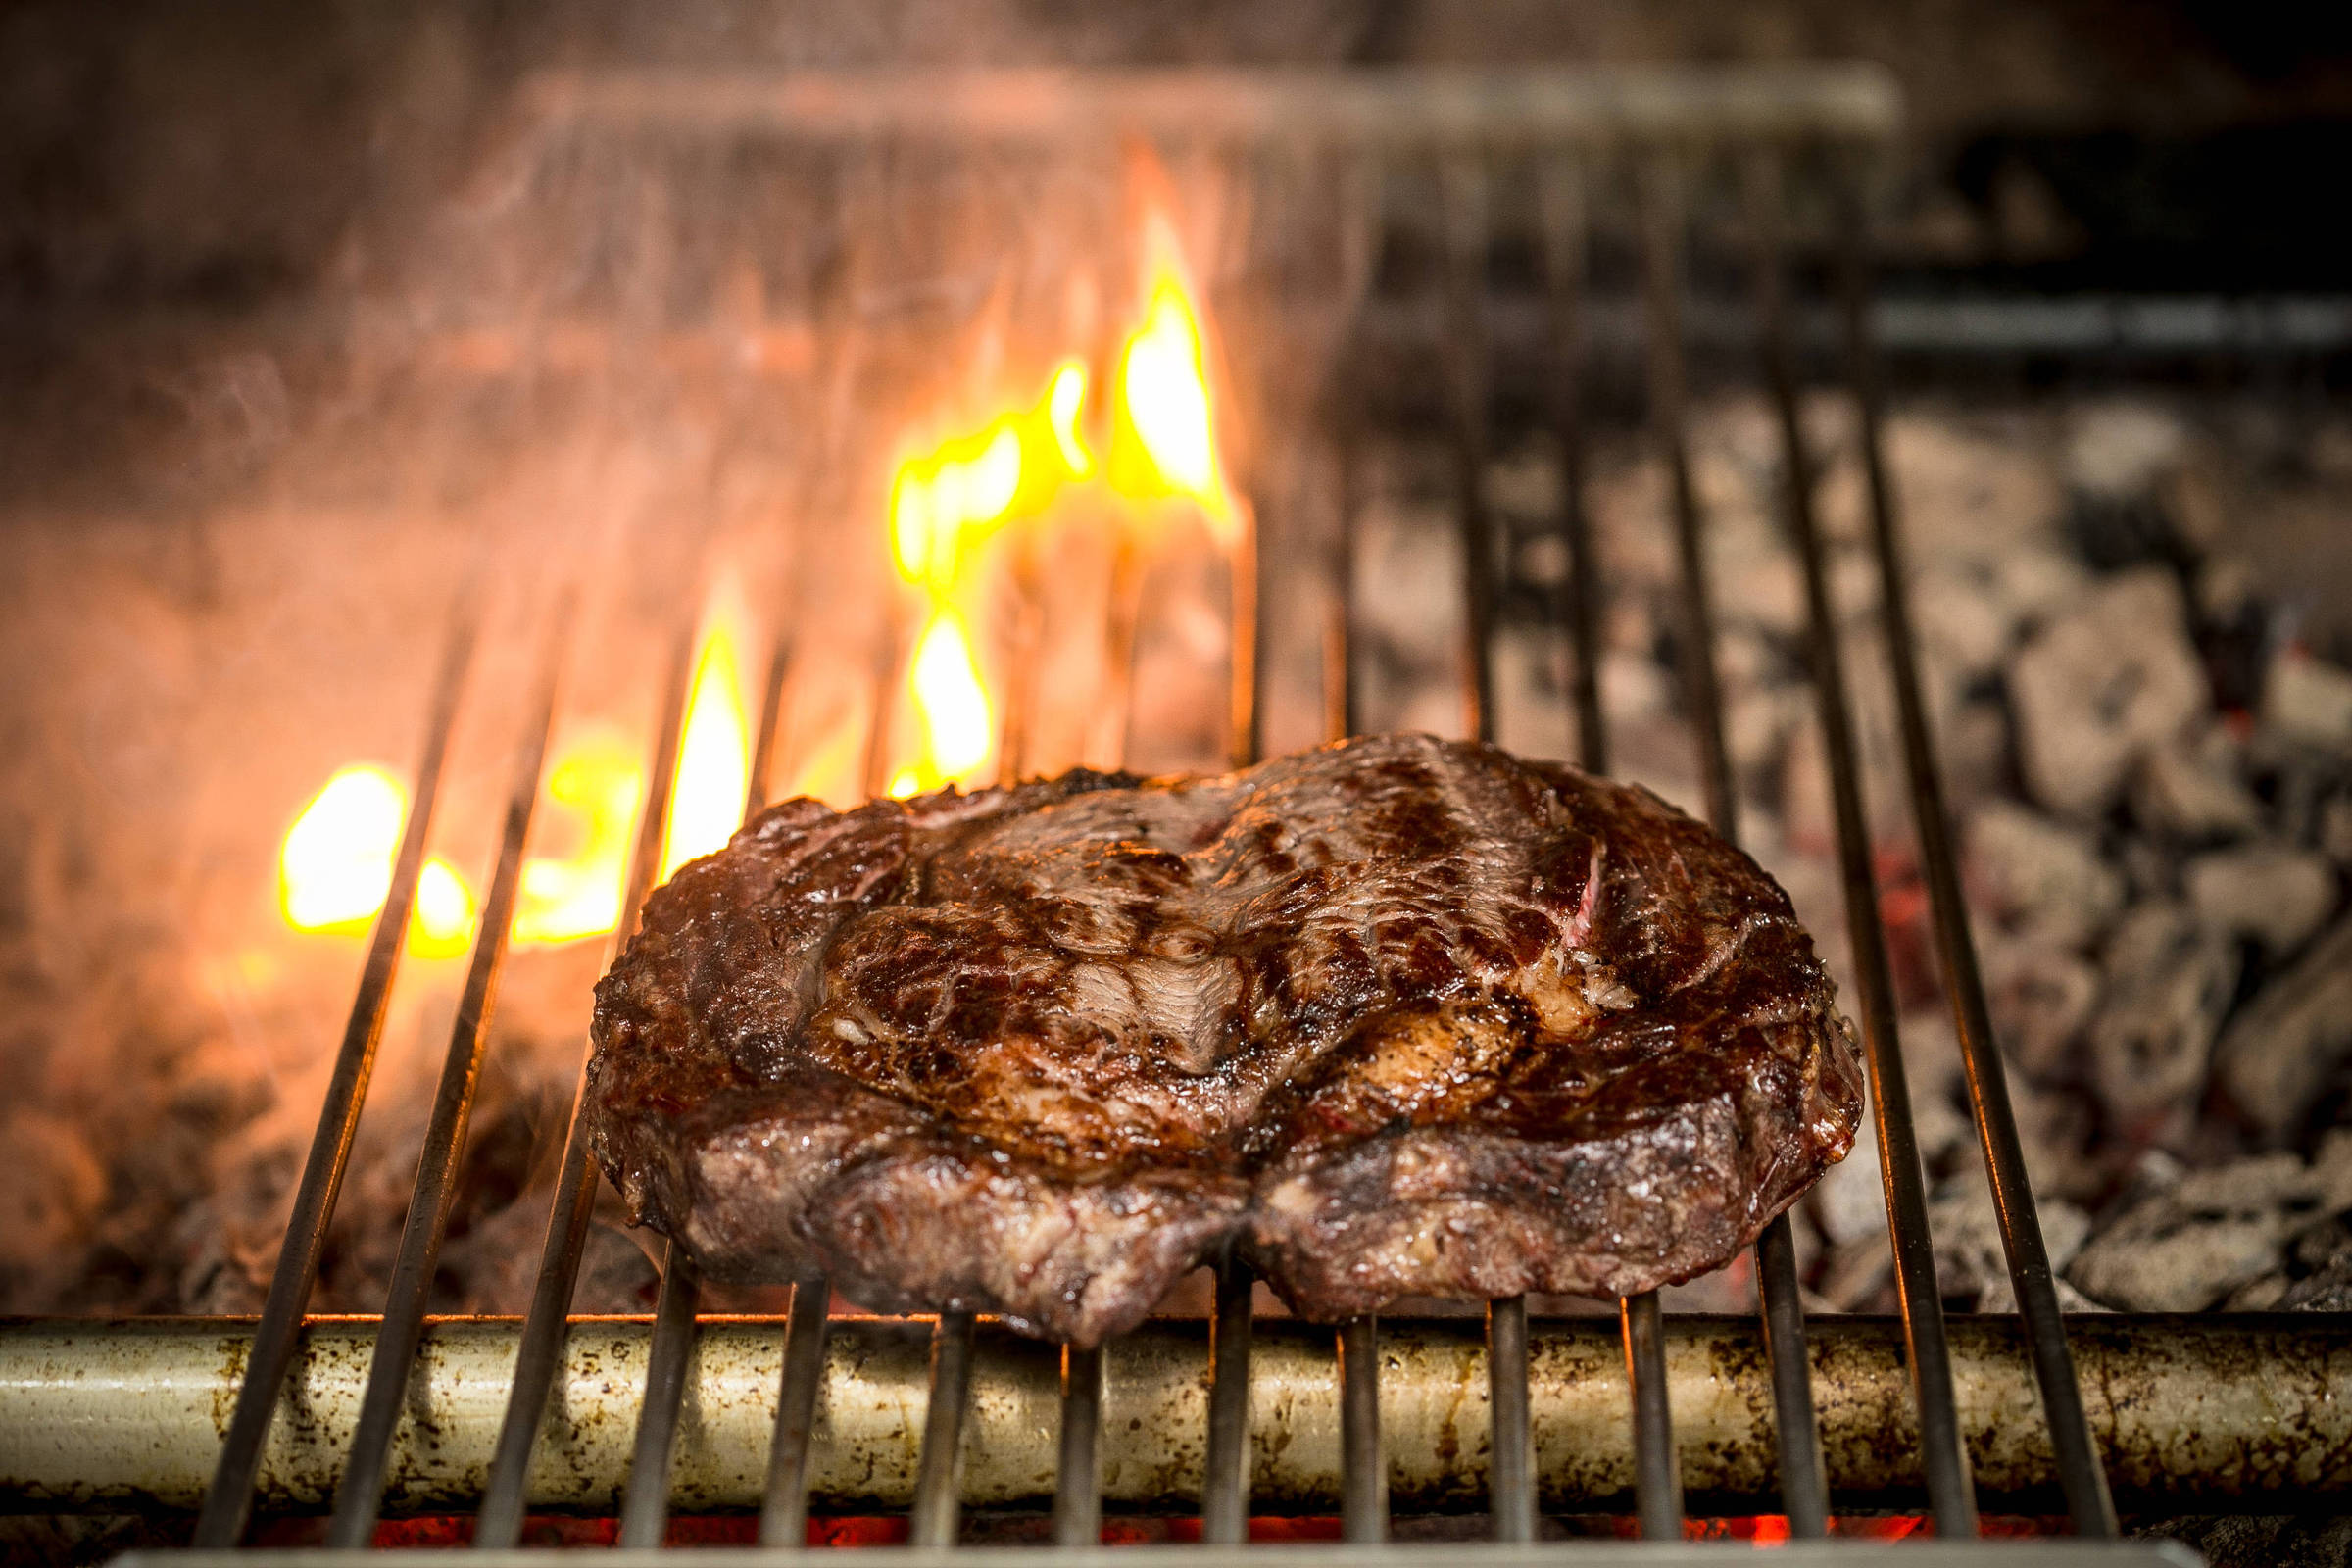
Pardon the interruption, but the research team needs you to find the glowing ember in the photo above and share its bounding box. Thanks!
[514,733,643,946]
[659,615,752,882]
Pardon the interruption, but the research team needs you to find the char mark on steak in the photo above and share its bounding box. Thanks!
[585,733,1862,1346]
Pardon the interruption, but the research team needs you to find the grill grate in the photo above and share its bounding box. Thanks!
[38,64,2227,1559]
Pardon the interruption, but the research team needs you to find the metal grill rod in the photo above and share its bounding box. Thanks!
[1537,155,1606,781]
[909,1311,978,1548]
[1438,152,1498,743]
[471,563,710,1548]
[1484,1296,1536,1543]
[1832,166,2118,1538]
[1338,1315,1386,1542]
[23,1314,2352,1517]
[325,592,570,1546]
[1744,151,1978,1536]
[616,620,798,1549]
[1628,150,1829,1539]
[1053,1344,1105,1548]
[1200,1252,1256,1544]
[759,1275,832,1546]
[1435,146,1551,1548]
[1200,448,1268,1536]
[192,578,484,1548]
[616,1244,703,1547]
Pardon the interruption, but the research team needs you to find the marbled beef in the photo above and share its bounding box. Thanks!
[585,733,1862,1347]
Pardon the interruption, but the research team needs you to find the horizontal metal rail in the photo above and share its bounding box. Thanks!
[519,65,1900,146]
[10,1315,2345,1518]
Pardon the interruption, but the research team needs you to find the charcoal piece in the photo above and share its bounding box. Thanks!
[584,733,1864,1346]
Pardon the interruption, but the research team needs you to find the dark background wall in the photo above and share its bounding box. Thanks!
[6,0,2352,329]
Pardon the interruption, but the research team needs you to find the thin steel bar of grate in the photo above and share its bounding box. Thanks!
[909,1311,978,1548]
[192,579,484,1549]
[1485,1296,1536,1543]
[1622,148,1828,1539]
[1438,151,1498,743]
[1054,1344,1105,1548]
[1329,434,1362,745]
[617,1243,702,1547]
[1621,1294,1684,1536]
[1537,155,1606,780]
[615,619,796,1550]
[1200,451,1267,1540]
[1338,1316,1386,1543]
[472,569,709,1549]
[760,1274,832,1546]
[325,595,571,1546]
[1755,1214,1829,1536]
[1439,147,1548,1548]
[747,634,795,814]
[1829,164,2118,1538]
[1625,149,1768,1543]
[1201,1252,1256,1544]
[1741,152,1978,1537]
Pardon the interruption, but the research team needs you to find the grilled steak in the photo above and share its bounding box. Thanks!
[586,733,1862,1346]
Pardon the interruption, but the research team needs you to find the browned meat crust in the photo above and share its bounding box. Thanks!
[585,733,1862,1346]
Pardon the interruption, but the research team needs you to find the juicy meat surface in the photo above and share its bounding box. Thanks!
[585,733,1862,1346]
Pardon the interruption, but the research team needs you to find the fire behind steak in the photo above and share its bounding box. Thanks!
[585,733,1862,1346]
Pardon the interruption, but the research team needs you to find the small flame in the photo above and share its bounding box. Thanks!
[281,765,404,931]
[514,733,643,946]
[659,614,752,881]
[903,608,995,792]
[410,857,477,959]
[1109,222,1234,534]
[890,363,1094,596]
[1047,361,1093,478]
[279,763,475,957]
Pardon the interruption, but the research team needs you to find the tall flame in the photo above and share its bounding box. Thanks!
[891,608,995,797]
[1108,219,1235,536]
[660,615,752,881]
[885,361,1098,795]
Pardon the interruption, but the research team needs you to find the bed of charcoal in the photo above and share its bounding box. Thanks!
[6,383,2352,1334]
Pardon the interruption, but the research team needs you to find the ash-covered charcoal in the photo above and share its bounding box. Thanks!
[583,733,1864,1346]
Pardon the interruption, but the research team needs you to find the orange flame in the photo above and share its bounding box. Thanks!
[278,763,476,957]
[282,603,757,961]
[1108,217,1236,536]
[513,732,642,946]
[659,612,752,881]
[885,362,1097,794]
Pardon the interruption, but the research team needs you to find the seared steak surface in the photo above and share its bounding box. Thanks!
[586,734,1861,1345]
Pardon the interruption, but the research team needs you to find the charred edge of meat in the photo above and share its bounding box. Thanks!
[584,733,1863,1348]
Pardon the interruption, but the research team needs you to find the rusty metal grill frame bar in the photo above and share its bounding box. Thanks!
[137,64,2164,1552]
